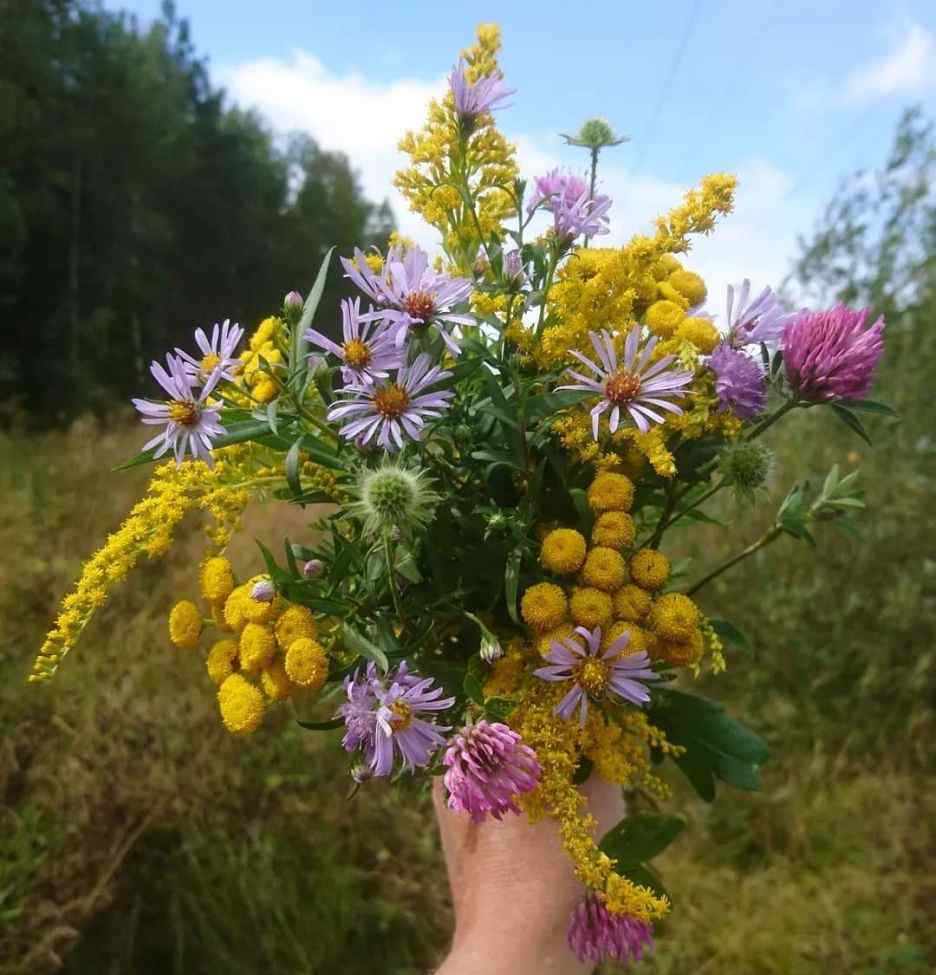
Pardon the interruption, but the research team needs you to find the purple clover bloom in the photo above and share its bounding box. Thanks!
[527,168,611,241]
[132,353,226,465]
[725,280,796,348]
[176,319,244,383]
[443,720,541,823]
[449,60,514,119]
[567,896,654,967]
[783,305,885,402]
[535,625,660,726]
[327,353,454,451]
[558,327,694,439]
[305,297,402,386]
[340,245,473,356]
[708,343,767,419]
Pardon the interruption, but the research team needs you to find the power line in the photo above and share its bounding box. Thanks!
[634,0,702,172]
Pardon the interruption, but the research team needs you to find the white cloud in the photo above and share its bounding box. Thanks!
[223,51,806,306]
[845,23,936,102]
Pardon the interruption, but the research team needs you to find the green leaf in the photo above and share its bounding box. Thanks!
[113,418,277,471]
[829,403,872,445]
[570,488,594,536]
[839,398,897,417]
[708,618,751,651]
[298,433,345,470]
[342,622,389,672]
[463,673,485,705]
[292,246,336,394]
[572,757,594,785]
[525,388,590,422]
[600,813,685,869]
[266,399,279,436]
[504,548,522,624]
[285,438,303,496]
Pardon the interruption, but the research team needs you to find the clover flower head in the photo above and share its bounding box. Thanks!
[567,896,654,967]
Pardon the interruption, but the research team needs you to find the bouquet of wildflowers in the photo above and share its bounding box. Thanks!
[33,25,890,969]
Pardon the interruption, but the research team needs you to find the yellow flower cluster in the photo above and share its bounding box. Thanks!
[168,557,329,735]
[234,316,284,405]
[395,24,518,269]
[30,449,256,682]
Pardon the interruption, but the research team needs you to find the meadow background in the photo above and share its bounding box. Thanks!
[2,3,935,973]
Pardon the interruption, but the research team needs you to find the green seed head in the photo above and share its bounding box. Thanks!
[352,462,439,537]
[718,442,774,499]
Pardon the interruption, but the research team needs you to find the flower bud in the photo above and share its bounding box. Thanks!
[250,578,276,603]
[283,290,304,324]
[480,636,504,663]
[302,559,324,580]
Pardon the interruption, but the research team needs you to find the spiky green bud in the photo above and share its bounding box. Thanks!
[350,462,439,537]
[718,442,774,501]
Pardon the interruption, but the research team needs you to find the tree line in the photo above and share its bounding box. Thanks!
[1,0,394,424]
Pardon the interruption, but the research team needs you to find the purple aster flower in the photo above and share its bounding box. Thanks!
[783,304,885,402]
[725,280,796,348]
[527,168,611,241]
[567,896,654,967]
[132,353,226,465]
[535,625,660,726]
[558,327,694,439]
[176,319,244,383]
[443,720,541,823]
[449,60,514,119]
[708,343,767,419]
[326,353,454,451]
[340,245,473,356]
[305,297,403,385]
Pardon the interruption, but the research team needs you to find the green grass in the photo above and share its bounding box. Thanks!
[1,366,933,973]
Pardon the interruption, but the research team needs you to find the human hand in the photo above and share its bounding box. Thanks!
[432,774,625,975]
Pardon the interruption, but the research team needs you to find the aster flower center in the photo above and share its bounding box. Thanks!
[574,658,611,697]
[343,338,372,368]
[373,383,410,418]
[199,353,220,377]
[604,369,642,404]
[167,400,201,426]
[403,290,437,324]
[389,700,413,731]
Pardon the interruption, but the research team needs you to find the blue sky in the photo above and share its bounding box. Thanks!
[112,0,936,300]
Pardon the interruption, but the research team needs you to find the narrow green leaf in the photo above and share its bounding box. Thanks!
[343,622,389,672]
[285,438,303,496]
[839,398,897,417]
[293,246,336,393]
[296,717,344,731]
[708,618,751,651]
[463,673,485,705]
[829,403,872,445]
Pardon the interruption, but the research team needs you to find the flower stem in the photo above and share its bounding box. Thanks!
[746,398,798,440]
[686,525,782,597]
[584,146,599,250]
[383,532,405,623]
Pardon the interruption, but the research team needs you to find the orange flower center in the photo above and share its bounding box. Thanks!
[168,401,200,426]
[604,368,642,404]
[403,290,436,323]
[389,700,413,731]
[574,657,611,696]
[343,338,372,368]
[373,383,410,418]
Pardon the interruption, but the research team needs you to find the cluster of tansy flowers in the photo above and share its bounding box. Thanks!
[33,22,888,971]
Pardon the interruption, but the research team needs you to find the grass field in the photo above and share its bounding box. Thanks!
[1,380,933,973]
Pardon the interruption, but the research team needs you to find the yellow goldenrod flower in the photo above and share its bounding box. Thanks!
[483,637,530,699]
[653,628,704,667]
[591,511,635,550]
[249,316,281,351]
[668,269,707,306]
[284,637,328,690]
[274,604,317,650]
[581,546,627,592]
[168,600,202,650]
[540,528,587,575]
[252,378,279,404]
[200,556,234,604]
[629,549,671,591]
[645,299,685,339]
[261,657,293,701]
[569,587,613,630]
[218,674,264,735]
[649,592,700,641]
[612,584,653,622]
[520,583,569,632]
[206,639,239,685]
[239,622,276,674]
[587,472,635,513]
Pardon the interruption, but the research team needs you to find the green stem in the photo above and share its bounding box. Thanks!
[534,251,559,340]
[383,532,405,623]
[746,398,798,440]
[644,479,726,549]
[584,146,599,249]
[686,525,782,597]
